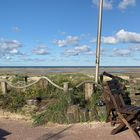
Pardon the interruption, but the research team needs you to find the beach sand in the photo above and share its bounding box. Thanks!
[0,118,136,140]
[0,67,140,77]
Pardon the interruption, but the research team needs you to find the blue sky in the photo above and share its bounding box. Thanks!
[0,0,140,66]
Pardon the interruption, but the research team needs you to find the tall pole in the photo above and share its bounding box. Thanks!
[95,0,103,83]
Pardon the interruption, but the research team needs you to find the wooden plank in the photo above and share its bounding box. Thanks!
[118,112,140,140]
[84,83,94,101]
[103,73,140,140]
[1,81,7,95]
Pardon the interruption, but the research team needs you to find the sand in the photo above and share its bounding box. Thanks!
[0,118,136,140]
[0,67,140,77]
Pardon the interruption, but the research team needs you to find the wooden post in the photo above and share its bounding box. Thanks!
[1,81,7,95]
[24,76,28,84]
[63,82,69,93]
[84,82,94,101]
[42,79,48,89]
[39,79,49,89]
[100,74,103,84]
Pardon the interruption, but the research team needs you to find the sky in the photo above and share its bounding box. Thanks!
[0,0,140,66]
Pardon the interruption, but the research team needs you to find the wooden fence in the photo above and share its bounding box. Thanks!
[0,76,99,100]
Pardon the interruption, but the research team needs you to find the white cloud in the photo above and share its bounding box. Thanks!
[130,44,140,51]
[92,0,113,10]
[118,0,136,9]
[102,36,118,44]
[54,36,80,47]
[101,29,140,44]
[33,45,49,55]
[74,45,90,52]
[116,29,140,43]
[33,49,49,55]
[58,31,67,35]
[86,51,95,55]
[64,45,91,56]
[12,26,21,32]
[0,39,22,58]
[113,48,132,57]
[64,49,79,56]
[22,58,46,62]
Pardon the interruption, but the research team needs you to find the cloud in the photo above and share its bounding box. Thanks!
[0,39,23,58]
[113,48,132,57]
[33,45,49,55]
[86,51,95,55]
[92,0,113,10]
[116,29,140,43]
[22,58,46,62]
[54,36,80,47]
[102,36,118,44]
[118,0,136,9]
[12,26,21,32]
[130,44,140,51]
[100,29,140,44]
[58,31,67,35]
[64,45,91,56]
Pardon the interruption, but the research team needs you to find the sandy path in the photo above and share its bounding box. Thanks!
[0,118,137,140]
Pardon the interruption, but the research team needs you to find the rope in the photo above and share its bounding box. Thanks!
[0,77,64,90]
[75,80,103,90]
[0,77,103,91]
[75,80,95,88]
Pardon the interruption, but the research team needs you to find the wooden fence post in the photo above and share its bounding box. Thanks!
[38,79,49,89]
[24,76,28,84]
[63,82,69,93]
[1,81,7,95]
[84,82,94,101]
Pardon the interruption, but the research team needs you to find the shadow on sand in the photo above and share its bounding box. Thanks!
[37,125,73,140]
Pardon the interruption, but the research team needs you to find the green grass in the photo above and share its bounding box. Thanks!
[0,89,26,112]
[0,73,107,125]
[33,91,71,125]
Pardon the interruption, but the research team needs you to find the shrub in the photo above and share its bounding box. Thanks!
[33,91,71,125]
[86,86,106,122]
[11,75,26,83]
[0,89,26,112]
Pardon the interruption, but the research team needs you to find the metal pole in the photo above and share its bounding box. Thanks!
[95,0,103,83]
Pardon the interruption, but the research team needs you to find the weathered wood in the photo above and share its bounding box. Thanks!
[1,81,7,95]
[24,76,28,84]
[89,109,98,121]
[84,82,94,101]
[67,105,80,123]
[96,106,107,120]
[38,79,49,89]
[79,108,89,122]
[63,82,69,93]
[103,72,140,140]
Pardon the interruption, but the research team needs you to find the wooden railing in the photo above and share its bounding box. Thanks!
[0,76,100,101]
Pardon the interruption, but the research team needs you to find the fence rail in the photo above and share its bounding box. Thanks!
[0,76,98,100]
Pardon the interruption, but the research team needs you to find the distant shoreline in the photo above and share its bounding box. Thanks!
[0,67,140,77]
[0,66,140,68]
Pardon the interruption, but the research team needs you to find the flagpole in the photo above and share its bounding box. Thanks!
[95,0,103,83]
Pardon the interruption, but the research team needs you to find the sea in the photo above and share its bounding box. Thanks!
[0,66,140,75]
[0,66,140,68]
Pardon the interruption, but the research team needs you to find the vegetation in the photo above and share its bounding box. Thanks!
[0,73,107,125]
[47,73,92,87]
[0,89,26,112]
[33,92,71,125]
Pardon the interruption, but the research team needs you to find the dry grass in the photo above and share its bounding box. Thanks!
[0,109,32,122]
